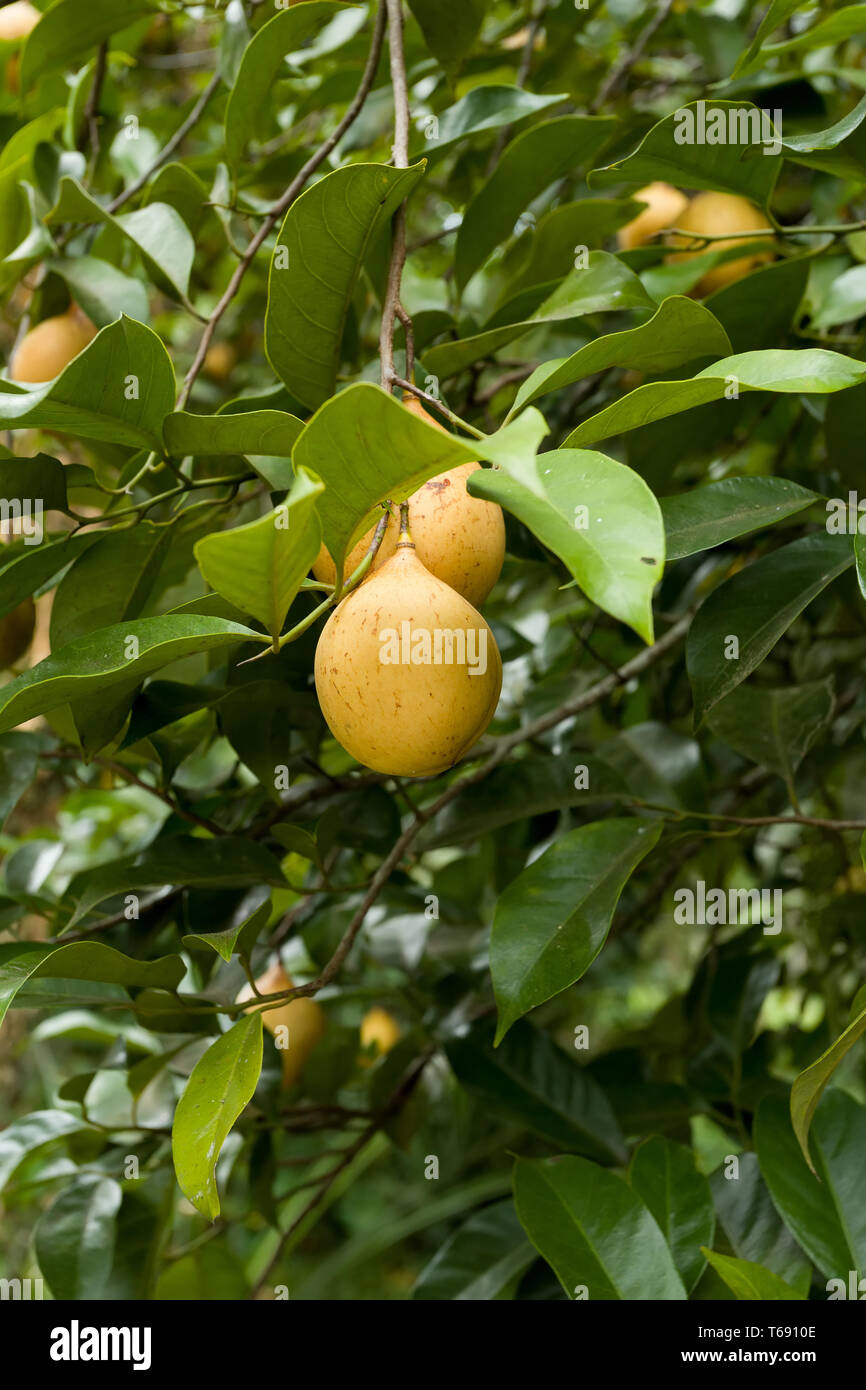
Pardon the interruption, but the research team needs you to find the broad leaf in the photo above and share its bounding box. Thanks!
[686,533,853,722]
[702,1250,805,1300]
[508,296,732,419]
[629,1137,715,1293]
[406,0,487,72]
[49,254,150,328]
[194,469,323,639]
[0,1110,91,1191]
[265,162,425,409]
[791,995,866,1172]
[172,1013,264,1222]
[0,614,262,734]
[164,409,304,460]
[710,1152,812,1295]
[415,87,567,161]
[0,941,184,1027]
[662,477,817,560]
[491,818,661,1042]
[514,1155,687,1300]
[446,1019,626,1164]
[707,680,834,783]
[35,1175,123,1300]
[0,317,175,449]
[412,1200,535,1300]
[20,0,158,90]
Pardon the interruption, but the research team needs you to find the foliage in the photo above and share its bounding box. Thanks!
[2,0,866,1303]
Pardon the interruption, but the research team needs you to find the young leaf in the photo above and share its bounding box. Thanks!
[513,1155,687,1300]
[172,1013,264,1222]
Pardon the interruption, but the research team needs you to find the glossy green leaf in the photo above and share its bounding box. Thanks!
[412,1200,535,1300]
[446,1019,626,1164]
[35,1175,123,1300]
[470,448,664,642]
[0,614,261,735]
[194,469,323,638]
[61,836,287,929]
[406,0,486,72]
[589,100,780,205]
[732,0,809,76]
[49,521,174,650]
[662,477,818,560]
[491,819,661,1043]
[0,453,70,514]
[456,116,615,288]
[755,1091,866,1279]
[514,1155,687,1300]
[224,2,354,164]
[265,162,425,409]
[46,178,194,304]
[629,1137,715,1293]
[172,1013,264,1222]
[707,680,834,782]
[0,533,101,622]
[0,732,47,826]
[164,409,304,460]
[0,941,184,1028]
[0,1110,91,1191]
[293,380,547,571]
[48,254,150,329]
[505,199,641,295]
[686,533,853,722]
[425,253,655,380]
[791,996,866,1172]
[508,296,731,419]
[20,0,158,89]
[0,317,175,449]
[710,1152,812,1295]
[702,1250,805,1300]
[566,349,866,449]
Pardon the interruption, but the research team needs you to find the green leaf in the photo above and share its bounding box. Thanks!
[470,448,664,643]
[48,254,150,329]
[406,0,486,72]
[425,253,655,380]
[565,349,866,449]
[0,533,102,622]
[513,1155,687,1300]
[194,469,323,639]
[710,1152,812,1296]
[508,296,731,419]
[0,614,261,735]
[456,116,615,289]
[265,162,426,410]
[164,409,304,460]
[0,731,47,826]
[35,1175,123,1300]
[686,533,853,723]
[172,1013,263,1222]
[755,1091,866,1280]
[791,994,866,1173]
[762,5,866,60]
[812,264,866,332]
[707,254,812,352]
[224,1,354,165]
[629,1137,715,1293]
[0,317,175,449]
[662,477,818,560]
[293,380,545,571]
[445,1019,626,1164]
[0,453,70,514]
[490,819,661,1042]
[732,0,809,77]
[505,199,642,296]
[588,100,780,205]
[182,900,272,964]
[0,941,184,1028]
[415,86,568,161]
[46,179,195,304]
[0,1110,91,1192]
[49,521,174,650]
[707,680,834,783]
[20,0,158,90]
[412,1200,535,1300]
[61,836,287,929]
[702,1250,805,1300]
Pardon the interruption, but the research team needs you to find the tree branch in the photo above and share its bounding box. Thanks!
[379,0,413,390]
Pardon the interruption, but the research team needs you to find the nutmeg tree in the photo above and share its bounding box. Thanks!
[2,0,866,1304]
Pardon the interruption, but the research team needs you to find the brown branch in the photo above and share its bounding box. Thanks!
[79,43,109,161]
[379,0,413,390]
[108,71,222,213]
[179,1,388,408]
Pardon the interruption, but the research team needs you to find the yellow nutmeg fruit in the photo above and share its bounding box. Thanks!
[237,960,326,1088]
[0,597,35,668]
[0,2,39,93]
[617,182,689,251]
[314,537,502,777]
[359,1007,400,1064]
[9,305,97,384]
[665,191,774,296]
[312,396,505,609]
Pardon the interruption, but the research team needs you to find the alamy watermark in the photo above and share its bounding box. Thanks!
[673,880,782,935]
[674,100,782,156]
[379,622,489,675]
[0,497,43,545]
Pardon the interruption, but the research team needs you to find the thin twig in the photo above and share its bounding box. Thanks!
[109,71,223,213]
[590,0,674,113]
[79,43,109,163]
[378,0,412,391]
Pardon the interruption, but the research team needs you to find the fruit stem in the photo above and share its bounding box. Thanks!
[397,499,414,548]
